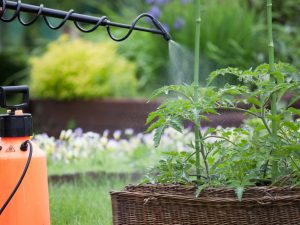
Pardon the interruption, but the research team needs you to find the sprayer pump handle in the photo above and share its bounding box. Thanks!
[0,86,29,111]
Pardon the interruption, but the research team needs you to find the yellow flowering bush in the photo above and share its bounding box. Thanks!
[30,35,138,100]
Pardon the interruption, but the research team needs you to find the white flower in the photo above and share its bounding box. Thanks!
[103,130,109,137]
[124,128,134,136]
[113,130,122,140]
[59,129,73,141]
[142,134,154,147]
[107,139,119,150]
[84,132,100,139]
[35,127,204,164]
[59,130,66,140]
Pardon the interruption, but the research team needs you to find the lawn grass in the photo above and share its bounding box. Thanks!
[49,177,132,225]
[47,155,137,176]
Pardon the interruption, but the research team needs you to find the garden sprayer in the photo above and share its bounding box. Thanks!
[0,86,50,225]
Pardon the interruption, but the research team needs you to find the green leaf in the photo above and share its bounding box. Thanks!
[169,117,183,133]
[146,111,158,125]
[208,67,243,84]
[271,71,285,84]
[282,121,298,131]
[255,63,269,73]
[163,151,180,157]
[288,107,300,117]
[148,85,194,101]
[146,118,165,133]
[267,114,283,122]
[275,62,298,74]
[235,186,244,202]
[204,127,216,137]
[246,97,261,107]
[204,108,218,115]
[195,184,209,198]
[148,86,169,101]
[154,126,166,148]
[200,115,211,122]
[285,145,300,151]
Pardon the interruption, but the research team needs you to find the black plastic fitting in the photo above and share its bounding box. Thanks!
[0,86,33,137]
[20,141,29,151]
[0,85,29,112]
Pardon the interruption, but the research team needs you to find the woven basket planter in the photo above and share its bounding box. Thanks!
[110,184,300,225]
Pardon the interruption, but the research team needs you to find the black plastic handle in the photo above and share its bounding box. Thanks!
[0,85,29,110]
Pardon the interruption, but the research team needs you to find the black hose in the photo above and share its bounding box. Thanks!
[0,140,33,216]
[0,0,171,41]
[106,13,166,42]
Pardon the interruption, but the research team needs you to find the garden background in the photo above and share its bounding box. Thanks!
[0,0,299,224]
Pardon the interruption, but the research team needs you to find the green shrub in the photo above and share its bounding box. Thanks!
[30,35,138,100]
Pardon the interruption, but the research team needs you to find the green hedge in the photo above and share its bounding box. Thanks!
[30,35,138,100]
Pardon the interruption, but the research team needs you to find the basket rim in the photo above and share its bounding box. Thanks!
[123,183,300,193]
[110,184,300,207]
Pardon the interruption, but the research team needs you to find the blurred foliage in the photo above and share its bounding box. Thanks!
[165,0,265,68]
[89,0,164,93]
[96,0,266,90]
[1,0,299,92]
[30,35,138,100]
[249,0,300,24]
[0,49,28,86]
[274,25,300,71]
[248,0,300,71]
[95,0,300,90]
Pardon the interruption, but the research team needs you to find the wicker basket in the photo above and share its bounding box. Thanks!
[110,184,300,225]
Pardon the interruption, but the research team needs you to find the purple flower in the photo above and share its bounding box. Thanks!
[55,140,63,147]
[74,127,83,137]
[148,5,161,18]
[181,0,192,4]
[173,17,185,30]
[187,123,193,131]
[156,0,170,5]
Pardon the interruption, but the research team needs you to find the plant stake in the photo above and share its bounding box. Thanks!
[267,0,279,181]
[193,0,202,183]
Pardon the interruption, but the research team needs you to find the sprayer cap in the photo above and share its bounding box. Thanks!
[0,113,33,137]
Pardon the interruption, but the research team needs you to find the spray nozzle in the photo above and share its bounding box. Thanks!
[151,17,171,41]
[0,86,29,115]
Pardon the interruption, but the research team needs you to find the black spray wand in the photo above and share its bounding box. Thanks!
[0,0,171,41]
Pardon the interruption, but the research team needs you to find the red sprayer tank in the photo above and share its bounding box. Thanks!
[0,86,50,225]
